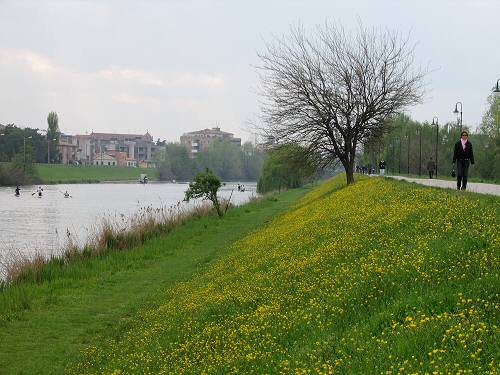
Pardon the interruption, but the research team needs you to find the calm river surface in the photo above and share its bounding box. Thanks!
[0,182,256,271]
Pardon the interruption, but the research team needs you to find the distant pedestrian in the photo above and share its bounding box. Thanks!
[426,157,436,179]
[452,130,475,190]
[15,185,20,196]
[379,160,386,176]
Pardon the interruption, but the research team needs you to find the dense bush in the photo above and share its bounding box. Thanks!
[257,144,318,193]
[0,162,39,186]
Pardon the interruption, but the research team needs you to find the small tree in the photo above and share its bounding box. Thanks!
[184,168,224,218]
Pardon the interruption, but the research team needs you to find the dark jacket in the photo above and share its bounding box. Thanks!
[453,140,474,164]
[426,160,436,171]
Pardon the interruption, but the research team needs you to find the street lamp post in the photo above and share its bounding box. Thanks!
[418,127,422,176]
[493,79,500,94]
[453,101,463,128]
[407,132,411,175]
[398,137,402,174]
[23,135,33,171]
[432,117,439,177]
[391,141,396,175]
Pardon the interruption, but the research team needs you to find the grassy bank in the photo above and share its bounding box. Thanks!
[0,187,310,374]
[35,164,158,184]
[68,175,498,374]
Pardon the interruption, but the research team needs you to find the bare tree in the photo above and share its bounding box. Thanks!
[256,23,427,184]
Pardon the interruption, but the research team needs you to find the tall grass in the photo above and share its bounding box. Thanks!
[1,198,230,285]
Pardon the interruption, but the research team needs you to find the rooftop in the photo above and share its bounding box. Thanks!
[182,127,234,137]
[76,132,153,142]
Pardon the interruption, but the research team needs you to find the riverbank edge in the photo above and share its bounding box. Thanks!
[0,183,311,288]
[0,184,311,374]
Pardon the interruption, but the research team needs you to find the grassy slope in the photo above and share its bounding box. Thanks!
[68,175,499,374]
[35,164,158,183]
[0,187,310,374]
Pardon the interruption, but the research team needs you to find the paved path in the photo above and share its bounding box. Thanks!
[387,176,500,197]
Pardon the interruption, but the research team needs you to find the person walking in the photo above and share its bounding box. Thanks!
[426,157,436,179]
[452,130,474,190]
[379,160,386,176]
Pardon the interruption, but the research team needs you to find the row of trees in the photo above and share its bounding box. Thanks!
[155,140,265,182]
[360,92,500,180]
[0,125,46,164]
[0,112,61,164]
[0,112,60,185]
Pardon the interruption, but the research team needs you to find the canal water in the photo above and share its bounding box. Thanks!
[0,182,256,274]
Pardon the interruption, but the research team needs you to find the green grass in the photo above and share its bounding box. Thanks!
[0,187,309,374]
[35,164,158,184]
[1,175,499,373]
[66,175,498,374]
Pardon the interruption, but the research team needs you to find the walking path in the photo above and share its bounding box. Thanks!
[387,175,500,197]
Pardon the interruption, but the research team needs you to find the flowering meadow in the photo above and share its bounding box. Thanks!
[70,175,499,374]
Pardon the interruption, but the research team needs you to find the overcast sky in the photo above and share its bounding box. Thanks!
[0,0,498,143]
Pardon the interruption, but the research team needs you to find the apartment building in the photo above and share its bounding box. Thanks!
[73,132,155,166]
[59,133,79,164]
[180,127,241,155]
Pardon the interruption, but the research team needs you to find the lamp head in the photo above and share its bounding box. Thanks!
[494,80,500,93]
[453,104,459,114]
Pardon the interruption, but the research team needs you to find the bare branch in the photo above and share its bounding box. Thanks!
[256,22,427,184]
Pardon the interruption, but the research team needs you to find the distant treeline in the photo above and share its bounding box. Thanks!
[0,124,54,186]
[0,124,57,164]
[155,140,265,182]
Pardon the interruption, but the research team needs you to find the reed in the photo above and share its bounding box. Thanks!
[1,200,223,285]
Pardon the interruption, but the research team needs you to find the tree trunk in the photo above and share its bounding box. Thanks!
[212,195,223,218]
[344,160,355,185]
